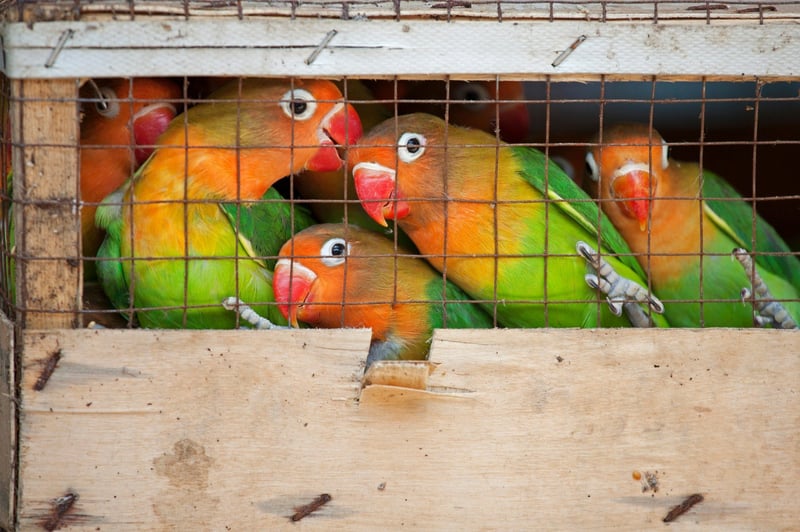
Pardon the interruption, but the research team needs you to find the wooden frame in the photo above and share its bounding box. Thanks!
[1,3,799,528]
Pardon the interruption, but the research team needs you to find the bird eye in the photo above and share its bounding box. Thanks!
[95,86,120,118]
[661,138,669,169]
[320,237,349,267]
[585,151,600,182]
[452,82,490,111]
[397,132,426,163]
[280,88,317,121]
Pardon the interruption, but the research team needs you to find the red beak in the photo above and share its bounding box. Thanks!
[497,102,530,143]
[306,102,363,172]
[132,103,177,166]
[612,169,654,231]
[273,258,317,328]
[352,162,410,227]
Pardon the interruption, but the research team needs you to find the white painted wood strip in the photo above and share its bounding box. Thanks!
[15,327,800,529]
[2,19,799,78]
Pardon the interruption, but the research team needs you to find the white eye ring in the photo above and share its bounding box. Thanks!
[585,151,600,182]
[95,86,120,118]
[397,132,426,163]
[661,138,669,169]
[452,82,490,111]
[280,88,317,121]
[320,237,349,267]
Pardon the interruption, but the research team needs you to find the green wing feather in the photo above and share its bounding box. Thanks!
[95,184,132,314]
[511,146,649,282]
[219,187,317,271]
[425,275,496,330]
[702,169,800,289]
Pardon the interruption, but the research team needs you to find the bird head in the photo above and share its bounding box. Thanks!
[585,123,669,231]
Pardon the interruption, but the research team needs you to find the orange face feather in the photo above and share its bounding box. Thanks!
[273,224,431,352]
[585,123,667,232]
[79,77,182,261]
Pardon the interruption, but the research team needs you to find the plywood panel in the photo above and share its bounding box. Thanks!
[14,327,799,530]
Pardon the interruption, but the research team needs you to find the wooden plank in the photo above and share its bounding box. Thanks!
[4,0,800,24]
[2,19,799,79]
[0,311,15,530]
[11,79,81,328]
[15,327,799,529]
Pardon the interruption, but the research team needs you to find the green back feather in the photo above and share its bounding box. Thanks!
[511,146,649,282]
[220,187,317,271]
[702,169,800,289]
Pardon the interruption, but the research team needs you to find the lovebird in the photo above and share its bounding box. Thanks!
[80,78,181,273]
[273,223,494,364]
[365,80,530,143]
[293,80,395,233]
[349,113,665,328]
[584,122,800,327]
[96,78,362,329]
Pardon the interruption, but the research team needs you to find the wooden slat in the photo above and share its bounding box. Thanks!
[2,19,800,79]
[0,311,14,530]
[15,327,799,529]
[12,79,81,328]
[4,0,800,24]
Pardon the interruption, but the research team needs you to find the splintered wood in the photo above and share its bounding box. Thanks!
[12,328,798,529]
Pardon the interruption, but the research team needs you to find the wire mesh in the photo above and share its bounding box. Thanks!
[1,72,798,339]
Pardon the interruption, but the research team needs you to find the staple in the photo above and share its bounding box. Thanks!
[663,493,704,523]
[736,5,776,13]
[33,348,62,391]
[305,30,338,65]
[431,1,472,8]
[686,3,728,10]
[44,29,75,68]
[290,493,332,522]
[41,491,78,531]
[551,35,587,68]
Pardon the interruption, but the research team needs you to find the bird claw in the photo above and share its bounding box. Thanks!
[222,297,290,330]
[577,240,664,327]
[732,248,798,329]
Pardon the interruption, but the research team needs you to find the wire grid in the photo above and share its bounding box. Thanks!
[2,74,798,331]
[3,0,800,23]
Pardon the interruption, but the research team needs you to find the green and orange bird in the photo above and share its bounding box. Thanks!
[585,123,799,328]
[350,113,667,328]
[2,78,181,305]
[271,223,494,365]
[80,78,182,277]
[96,78,362,329]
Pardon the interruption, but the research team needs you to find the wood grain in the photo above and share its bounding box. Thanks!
[0,311,14,530]
[13,327,799,530]
[11,79,80,329]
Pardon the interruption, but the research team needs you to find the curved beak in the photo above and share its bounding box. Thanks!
[306,102,363,172]
[132,102,177,165]
[496,101,530,143]
[611,163,655,232]
[352,161,410,227]
[273,258,318,328]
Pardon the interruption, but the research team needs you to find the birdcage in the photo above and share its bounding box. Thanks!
[0,1,798,529]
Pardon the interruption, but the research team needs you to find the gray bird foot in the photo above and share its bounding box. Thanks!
[732,248,798,330]
[577,241,664,328]
[222,297,290,330]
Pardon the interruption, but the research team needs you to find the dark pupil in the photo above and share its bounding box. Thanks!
[406,137,421,153]
[291,100,307,115]
[331,242,346,256]
[464,89,482,101]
